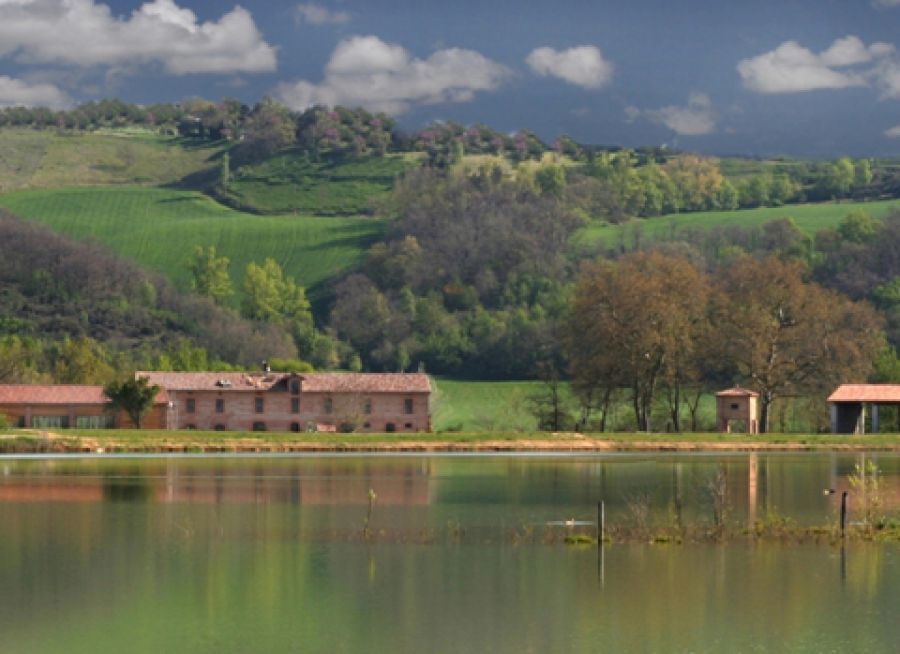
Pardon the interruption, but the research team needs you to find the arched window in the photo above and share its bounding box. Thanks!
[385,422,396,433]
[290,422,301,433]
[252,421,267,432]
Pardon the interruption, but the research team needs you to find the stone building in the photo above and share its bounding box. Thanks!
[0,372,432,433]
[0,384,169,429]
[137,371,431,432]
[715,387,759,434]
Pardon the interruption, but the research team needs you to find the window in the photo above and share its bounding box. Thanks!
[385,422,396,433]
[405,423,413,430]
[730,403,739,411]
[364,399,372,415]
[76,415,115,429]
[404,398,414,415]
[252,421,267,432]
[186,398,196,414]
[324,397,333,414]
[214,424,226,431]
[31,416,68,429]
[291,397,300,414]
[363,422,371,429]
[290,422,301,433]
[255,397,264,413]
[290,380,300,395]
[216,398,225,413]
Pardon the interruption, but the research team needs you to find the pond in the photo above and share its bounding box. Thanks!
[1,453,898,653]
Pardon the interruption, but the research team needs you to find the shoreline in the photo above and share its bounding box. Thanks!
[3,430,900,454]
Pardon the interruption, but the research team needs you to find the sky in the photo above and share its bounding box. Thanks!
[0,0,899,157]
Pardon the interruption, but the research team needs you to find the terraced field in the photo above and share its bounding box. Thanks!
[578,198,900,249]
[0,186,385,298]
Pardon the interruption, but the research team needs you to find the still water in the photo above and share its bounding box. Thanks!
[0,453,898,653]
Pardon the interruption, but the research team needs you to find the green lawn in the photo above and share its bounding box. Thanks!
[223,152,411,215]
[0,186,385,297]
[431,379,544,431]
[0,129,222,192]
[577,199,900,249]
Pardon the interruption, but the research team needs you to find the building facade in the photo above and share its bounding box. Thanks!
[0,384,168,429]
[138,371,431,432]
[0,372,432,433]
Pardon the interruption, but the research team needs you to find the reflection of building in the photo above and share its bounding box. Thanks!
[716,387,759,434]
[827,384,900,434]
[0,372,432,433]
[0,463,432,506]
[0,385,168,429]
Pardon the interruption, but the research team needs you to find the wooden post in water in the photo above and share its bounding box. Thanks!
[597,501,605,545]
[840,491,848,538]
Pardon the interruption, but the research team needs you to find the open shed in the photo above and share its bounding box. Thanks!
[827,384,900,434]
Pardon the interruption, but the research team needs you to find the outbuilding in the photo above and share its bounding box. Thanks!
[827,384,900,434]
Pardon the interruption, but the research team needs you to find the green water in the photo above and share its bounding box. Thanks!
[1,453,898,653]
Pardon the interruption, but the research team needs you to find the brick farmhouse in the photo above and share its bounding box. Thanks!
[0,372,432,433]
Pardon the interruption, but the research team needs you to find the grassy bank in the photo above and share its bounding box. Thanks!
[0,186,385,295]
[222,152,411,215]
[0,129,222,192]
[2,429,899,454]
[578,199,900,249]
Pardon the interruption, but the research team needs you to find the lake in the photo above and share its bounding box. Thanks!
[1,453,898,653]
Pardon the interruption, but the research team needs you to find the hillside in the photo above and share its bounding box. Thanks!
[577,199,900,249]
[0,186,385,300]
[221,151,415,215]
[0,129,223,192]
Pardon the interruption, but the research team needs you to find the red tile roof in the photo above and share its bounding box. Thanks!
[136,371,431,394]
[0,385,167,405]
[827,384,900,403]
[716,387,759,398]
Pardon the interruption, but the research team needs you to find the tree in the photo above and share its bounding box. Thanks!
[104,377,160,429]
[52,336,115,384]
[186,245,233,305]
[712,256,883,432]
[568,252,710,432]
[242,258,312,331]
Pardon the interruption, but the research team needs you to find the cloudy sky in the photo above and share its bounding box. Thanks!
[1,0,899,156]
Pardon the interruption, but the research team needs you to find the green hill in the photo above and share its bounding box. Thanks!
[578,199,900,249]
[222,151,415,215]
[0,129,223,192]
[0,186,385,300]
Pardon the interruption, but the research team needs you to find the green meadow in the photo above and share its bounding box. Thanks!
[0,186,385,297]
[578,199,900,249]
[0,129,222,192]
[223,152,412,215]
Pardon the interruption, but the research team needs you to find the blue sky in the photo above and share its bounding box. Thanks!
[1,0,899,156]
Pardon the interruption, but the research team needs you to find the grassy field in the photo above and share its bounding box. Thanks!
[0,186,385,297]
[577,199,900,249]
[223,152,412,215]
[0,129,222,192]
[431,379,543,431]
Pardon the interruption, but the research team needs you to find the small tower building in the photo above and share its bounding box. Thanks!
[715,387,759,434]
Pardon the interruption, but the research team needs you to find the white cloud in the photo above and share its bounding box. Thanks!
[885,125,900,138]
[875,59,900,98]
[873,0,900,7]
[295,3,350,25]
[0,0,277,74]
[525,46,613,89]
[736,38,887,93]
[0,75,70,108]
[276,35,510,114]
[640,93,718,136]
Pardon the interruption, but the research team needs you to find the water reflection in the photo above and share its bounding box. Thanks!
[0,454,898,653]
